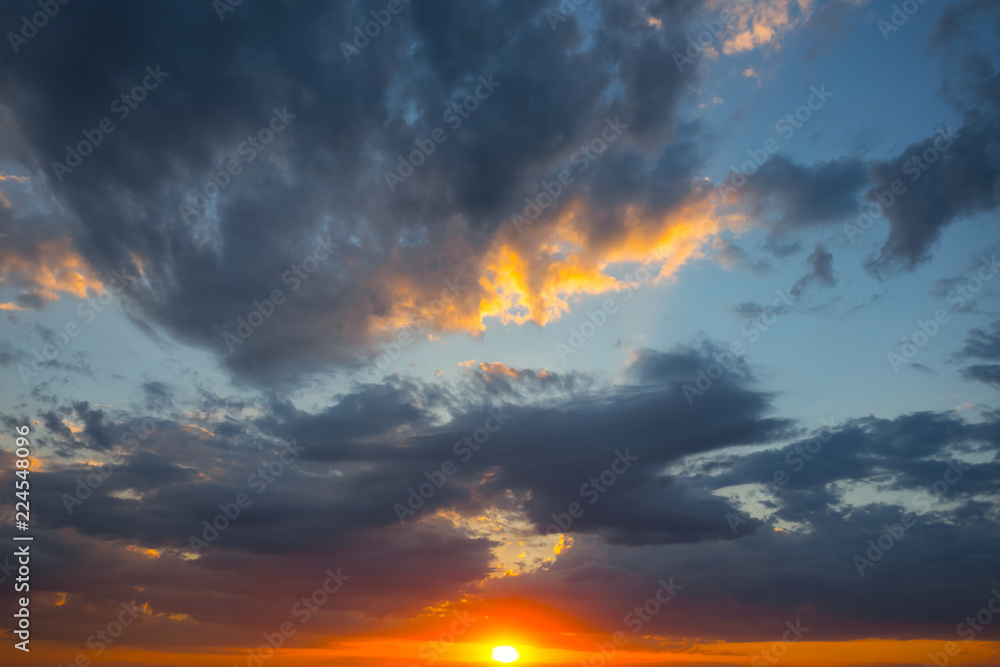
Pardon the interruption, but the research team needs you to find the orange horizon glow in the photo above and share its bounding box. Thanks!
[17,636,998,667]
[11,594,1000,667]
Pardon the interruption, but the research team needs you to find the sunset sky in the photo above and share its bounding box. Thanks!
[1,0,1000,666]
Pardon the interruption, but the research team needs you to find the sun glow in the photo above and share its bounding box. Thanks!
[492,645,520,663]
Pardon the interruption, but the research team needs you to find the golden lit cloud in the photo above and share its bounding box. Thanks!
[478,196,721,328]
[0,171,29,208]
[0,237,104,305]
[371,192,720,344]
[363,193,723,341]
[433,504,566,579]
[709,0,815,55]
[475,362,522,379]
[126,545,162,559]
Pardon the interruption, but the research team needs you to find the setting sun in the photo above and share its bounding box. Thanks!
[491,645,520,663]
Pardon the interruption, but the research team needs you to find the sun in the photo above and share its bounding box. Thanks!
[491,645,520,663]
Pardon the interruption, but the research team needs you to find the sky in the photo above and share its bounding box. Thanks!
[1,0,1000,666]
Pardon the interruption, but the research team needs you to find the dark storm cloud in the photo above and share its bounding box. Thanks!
[71,400,114,450]
[861,1,1000,278]
[790,243,837,298]
[708,411,998,506]
[452,346,788,544]
[955,319,1000,361]
[734,155,868,234]
[954,319,1000,388]
[410,404,999,641]
[486,506,1000,642]
[0,0,712,385]
[860,123,1000,278]
[961,364,1000,388]
[5,344,1000,645]
[21,346,784,556]
[141,379,174,411]
[725,2,1000,280]
[930,0,1000,47]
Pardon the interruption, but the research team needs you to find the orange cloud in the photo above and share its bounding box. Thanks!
[0,237,104,305]
[475,362,521,379]
[363,192,724,342]
[709,0,815,55]
[126,545,162,559]
[479,195,721,328]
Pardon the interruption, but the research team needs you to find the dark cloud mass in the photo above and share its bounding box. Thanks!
[956,319,1000,388]
[0,0,712,385]
[1,346,998,653]
[790,242,837,298]
[736,155,868,234]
